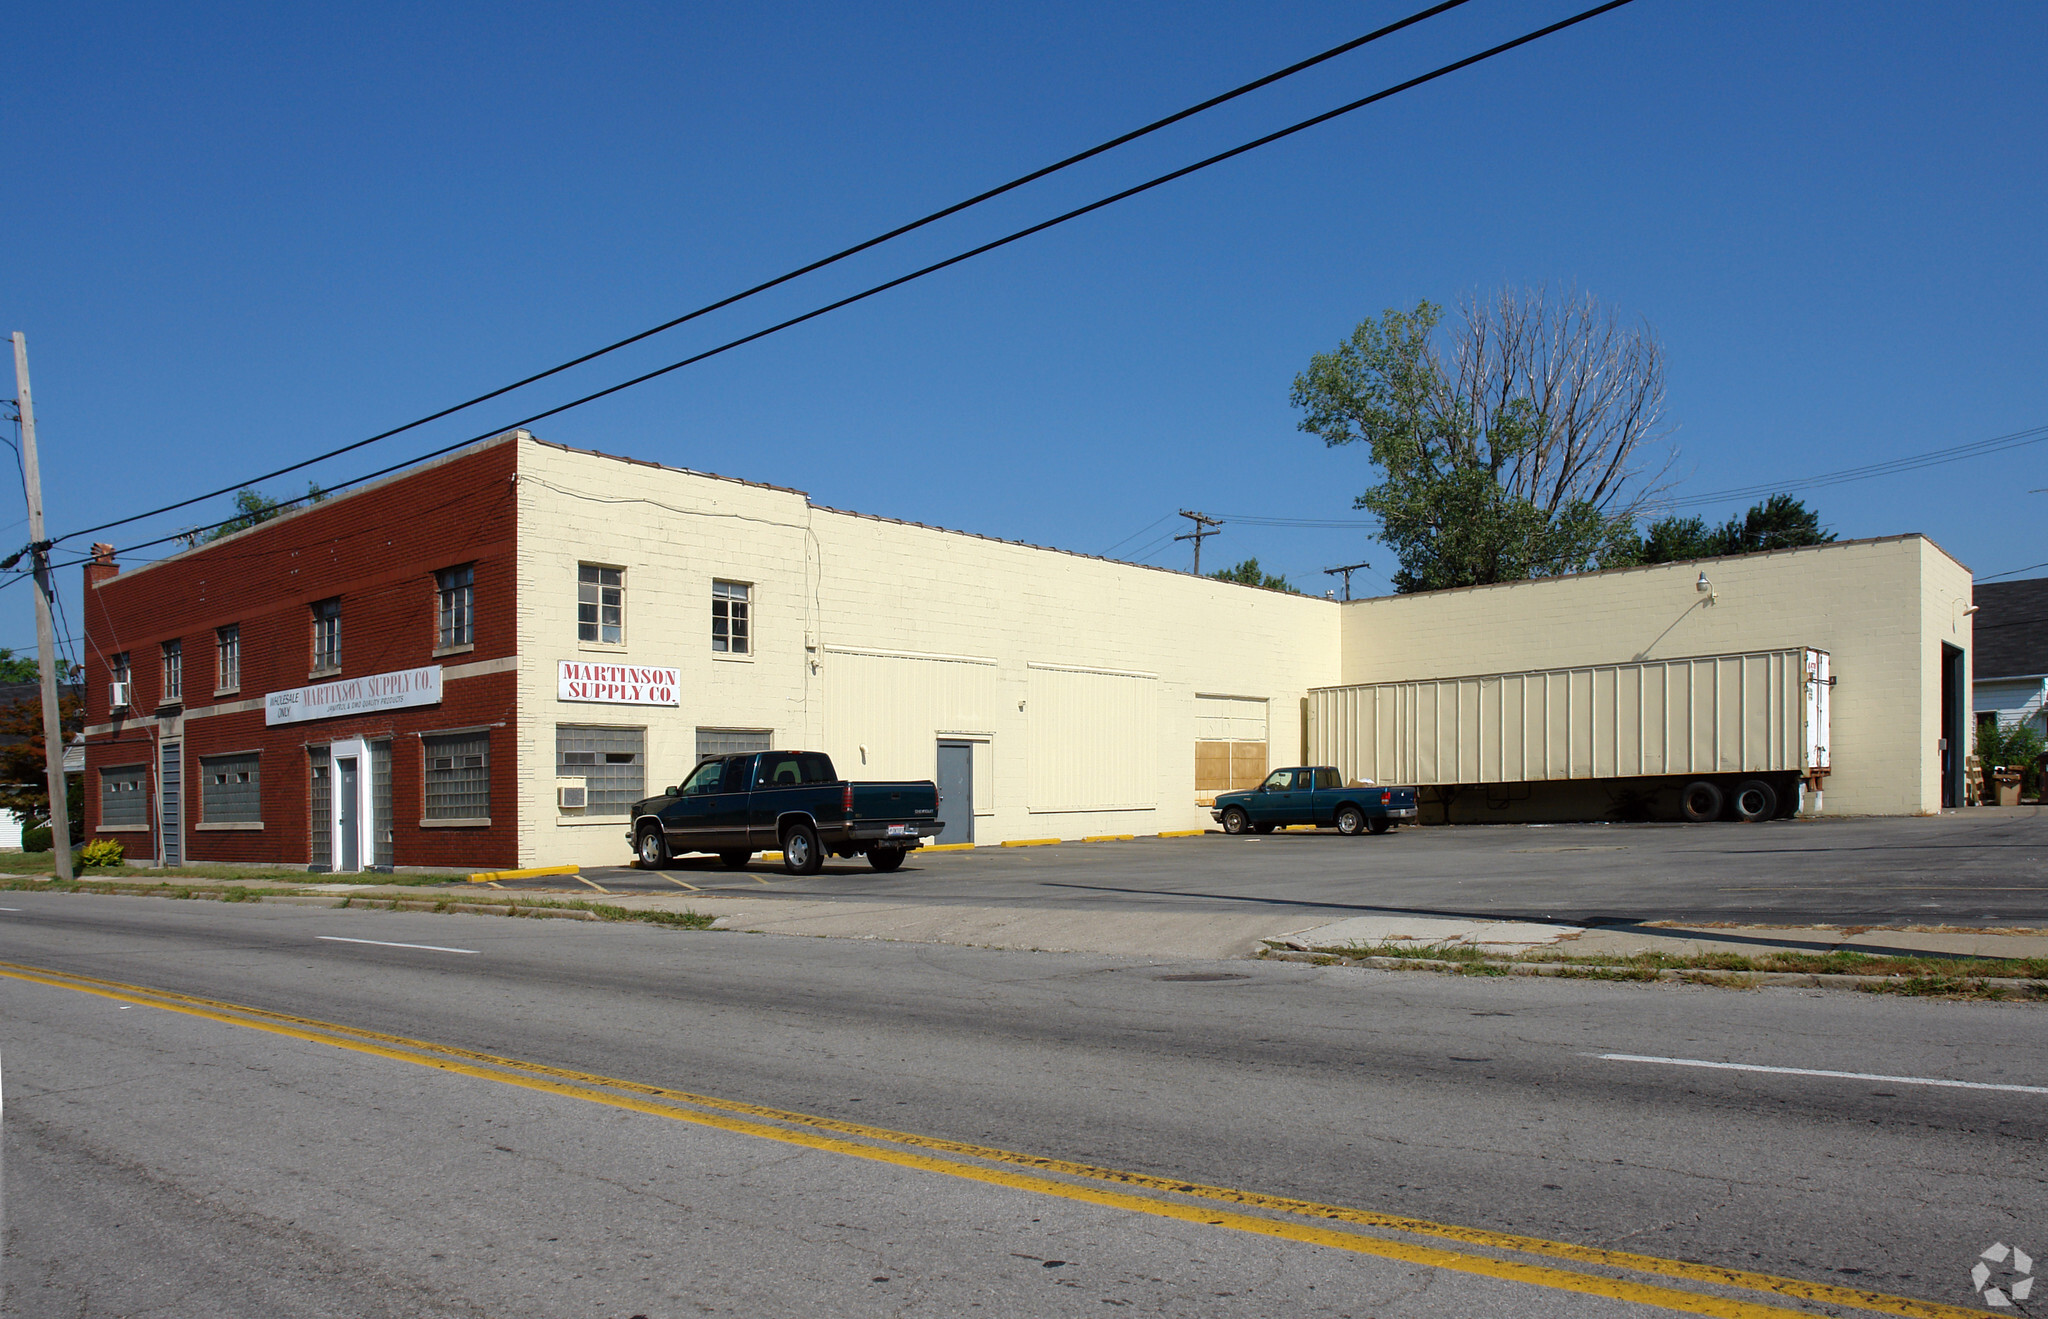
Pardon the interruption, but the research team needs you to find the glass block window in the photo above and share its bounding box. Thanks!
[309,747,331,868]
[161,640,182,704]
[696,727,773,760]
[712,580,750,654]
[311,599,341,673]
[556,725,644,815]
[216,625,240,692]
[437,565,474,649]
[424,731,489,820]
[577,565,623,644]
[100,763,147,828]
[371,740,392,867]
[200,752,261,824]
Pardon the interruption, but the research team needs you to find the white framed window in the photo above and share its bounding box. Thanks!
[578,565,623,645]
[423,730,489,821]
[437,565,474,650]
[215,625,240,693]
[712,580,750,654]
[110,651,131,686]
[556,725,644,815]
[311,598,341,674]
[161,639,182,704]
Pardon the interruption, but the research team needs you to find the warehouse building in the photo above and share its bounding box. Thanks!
[78,430,1974,871]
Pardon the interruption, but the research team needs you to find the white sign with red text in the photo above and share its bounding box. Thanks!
[558,660,680,707]
[265,665,443,726]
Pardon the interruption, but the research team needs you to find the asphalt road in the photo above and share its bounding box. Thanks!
[560,807,2048,928]
[3,895,2042,1318]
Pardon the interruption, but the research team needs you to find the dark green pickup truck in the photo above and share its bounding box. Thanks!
[628,750,942,875]
[1212,766,1418,836]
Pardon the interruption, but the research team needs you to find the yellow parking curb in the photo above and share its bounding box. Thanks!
[760,851,784,863]
[1001,838,1061,848]
[467,864,578,884]
[1157,829,1208,838]
[1282,824,1319,832]
[921,842,974,852]
[1082,834,1135,843]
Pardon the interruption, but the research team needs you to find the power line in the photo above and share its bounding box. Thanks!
[58,0,1479,547]
[1978,560,2048,584]
[69,0,1637,557]
[1652,421,2048,513]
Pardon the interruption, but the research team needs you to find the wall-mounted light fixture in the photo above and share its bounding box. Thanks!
[1696,571,1716,604]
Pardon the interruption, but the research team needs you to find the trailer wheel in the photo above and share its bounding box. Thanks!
[1221,807,1250,835]
[1679,780,1724,823]
[868,847,905,872]
[1732,779,1777,822]
[717,850,752,869]
[1335,805,1365,835]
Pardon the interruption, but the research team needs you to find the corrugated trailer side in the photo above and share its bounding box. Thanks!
[1310,648,1829,822]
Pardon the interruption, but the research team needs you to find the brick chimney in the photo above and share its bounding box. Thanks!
[84,542,118,591]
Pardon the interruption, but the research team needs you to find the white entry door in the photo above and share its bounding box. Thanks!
[329,737,375,872]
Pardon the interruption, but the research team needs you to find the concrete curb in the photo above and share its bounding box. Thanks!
[1259,948,2048,996]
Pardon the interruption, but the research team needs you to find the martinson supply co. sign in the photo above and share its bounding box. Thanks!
[558,661,680,706]
[265,666,444,726]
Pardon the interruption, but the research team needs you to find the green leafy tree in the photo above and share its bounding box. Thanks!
[1639,494,1835,564]
[0,648,69,684]
[1209,558,1299,593]
[1292,289,1666,593]
[204,483,327,542]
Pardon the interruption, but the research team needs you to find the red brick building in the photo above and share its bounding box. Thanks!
[80,440,518,871]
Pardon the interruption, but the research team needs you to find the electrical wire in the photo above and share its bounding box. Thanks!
[1978,560,2048,584]
[1098,512,1178,556]
[1652,422,2048,513]
[63,0,1638,559]
[58,0,1480,546]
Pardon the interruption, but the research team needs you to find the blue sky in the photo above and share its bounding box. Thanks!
[4,0,2043,667]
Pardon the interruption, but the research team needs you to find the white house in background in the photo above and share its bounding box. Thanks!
[1973,578,2048,736]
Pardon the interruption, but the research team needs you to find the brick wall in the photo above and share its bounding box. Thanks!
[81,437,521,868]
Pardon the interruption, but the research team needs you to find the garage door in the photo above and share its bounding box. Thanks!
[1194,695,1267,801]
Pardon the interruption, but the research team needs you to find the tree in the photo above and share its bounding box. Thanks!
[1292,288,1667,593]
[0,689,83,841]
[0,648,70,684]
[1638,494,1835,564]
[1210,558,1300,593]
[203,483,327,542]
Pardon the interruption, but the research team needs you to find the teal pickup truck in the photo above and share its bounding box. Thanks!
[1212,766,1418,836]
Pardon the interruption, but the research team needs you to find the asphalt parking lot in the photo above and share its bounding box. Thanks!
[491,805,2048,929]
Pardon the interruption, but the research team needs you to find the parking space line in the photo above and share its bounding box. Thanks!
[574,876,612,895]
[1598,1053,2047,1095]
[315,936,479,955]
[658,875,700,891]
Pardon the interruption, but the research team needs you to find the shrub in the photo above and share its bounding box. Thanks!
[21,824,51,852]
[79,838,125,868]
[1977,719,2047,796]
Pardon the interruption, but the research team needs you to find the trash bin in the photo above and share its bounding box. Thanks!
[1993,769,2022,807]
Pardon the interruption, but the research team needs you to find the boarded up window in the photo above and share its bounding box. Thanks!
[1025,663,1157,812]
[1194,695,1268,797]
[201,753,261,824]
[100,763,147,828]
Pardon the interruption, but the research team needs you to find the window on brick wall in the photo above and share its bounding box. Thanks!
[578,565,623,644]
[100,764,146,828]
[711,580,750,654]
[556,725,644,815]
[437,565,474,650]
[200,752,261,824]
[311,599,341,674]
[423,731,490,821]
[161,640,182,704]
[216,625,240,693]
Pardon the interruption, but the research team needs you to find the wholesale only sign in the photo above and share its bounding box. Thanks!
[558,661,680,706]
[266,666,443,726]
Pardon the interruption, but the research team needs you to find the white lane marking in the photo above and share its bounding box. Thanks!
[1599,1053,2048,1095]
[0,907,20,911]
[316,935,479,955]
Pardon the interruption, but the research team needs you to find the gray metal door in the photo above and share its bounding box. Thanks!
[159,741,182,866]
[935,741,973,845]
[337,757,359,872]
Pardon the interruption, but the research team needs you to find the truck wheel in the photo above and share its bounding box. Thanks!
[1680,780,1724,823]
[1335,805,1365,836]
[717,850,752,869]
[1732,779,1777,823]
[1253,823,1276,835]
[1367,818,1392,835]
[781,822,824,875]
[637,827,671,869]
[868,847,905,872]
[1221,807,1250,835]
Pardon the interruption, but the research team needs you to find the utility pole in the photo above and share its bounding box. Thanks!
[1323,561,1371,602]
[1174,510,1222,575]
[12,333,72,880]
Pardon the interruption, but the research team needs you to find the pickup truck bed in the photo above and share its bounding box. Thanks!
[628,750,942,874]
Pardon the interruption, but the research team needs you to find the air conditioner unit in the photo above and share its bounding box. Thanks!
[109,681,131,710]
[556,779,588,810]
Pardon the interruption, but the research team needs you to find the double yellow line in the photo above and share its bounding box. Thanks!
[0,957,1975,1319]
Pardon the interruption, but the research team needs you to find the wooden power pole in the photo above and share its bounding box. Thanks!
[1174,510,1222,575]
[1322,560,1371,602]
[12,333,72,880]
